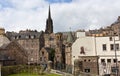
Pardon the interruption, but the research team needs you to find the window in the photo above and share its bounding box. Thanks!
[40,57,42,61]
[109,37,112,41]
[42,52,44,55]
[15,36,17,39]
[88,59,91,62]
[115,44,119,50]
[49,37,54,41]
[84,59,86,62]
[19,35,21,38]
[113,59,117,63]
[34,35,36,38]
[111,66,119,73]
[110,44,114,50]
[84,68,90,73]
[110,44,119,51]
[29,35,31,39]
[107,59,111,63]
[102,44,107,51]
[101,59,105,63]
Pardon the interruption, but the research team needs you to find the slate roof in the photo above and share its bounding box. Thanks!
[6,30,43,40]
[67,32,75,43]
[0,41,27,61]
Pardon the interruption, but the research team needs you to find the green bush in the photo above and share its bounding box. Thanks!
[1,65,41,76]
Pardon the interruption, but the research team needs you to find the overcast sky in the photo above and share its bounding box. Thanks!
[0,0,120,32]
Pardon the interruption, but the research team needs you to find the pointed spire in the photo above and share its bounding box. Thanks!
[45,5,53,34]
[48,5,51,19]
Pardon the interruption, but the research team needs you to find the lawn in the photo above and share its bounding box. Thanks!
[9,73,61,76]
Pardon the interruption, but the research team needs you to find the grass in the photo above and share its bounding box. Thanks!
[9,73,61,76]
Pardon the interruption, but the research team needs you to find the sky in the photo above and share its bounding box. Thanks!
[0,0,120,32]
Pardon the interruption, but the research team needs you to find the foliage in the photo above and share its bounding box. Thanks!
[8,73,61,76]
[1,65,41,76]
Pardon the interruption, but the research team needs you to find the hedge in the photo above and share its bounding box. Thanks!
[1,65,41,76]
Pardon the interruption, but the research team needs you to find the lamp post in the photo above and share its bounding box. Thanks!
[113,33,118,76]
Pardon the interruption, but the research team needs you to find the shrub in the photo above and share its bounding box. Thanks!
[1,65,41,76]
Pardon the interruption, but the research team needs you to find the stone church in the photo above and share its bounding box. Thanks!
[5,6,54,65]
[3,6,75,71]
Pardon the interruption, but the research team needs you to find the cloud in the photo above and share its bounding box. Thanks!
[0,0,120,32]
[45,0,72,3]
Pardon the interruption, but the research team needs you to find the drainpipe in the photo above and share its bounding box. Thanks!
[94,36,99,75]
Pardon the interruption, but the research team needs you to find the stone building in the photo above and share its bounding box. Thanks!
[65,31,75,73]
[0,28,5,35]
[54,33,66,70]
[79,56,99,75]
[4,5,74,69]
[111,16,120,35]
[0,28,10,47]
[0,41,27,66]
[39,47,55,69]
[44,33,56,48]
[0,49,14,66]
[6,30,44,64]
[0,28,27,66]
[86,16,120,37]
[5,5,55,65]
[0,28,11,66]
[72,32,120,75]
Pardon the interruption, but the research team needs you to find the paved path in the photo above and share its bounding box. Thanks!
[50,69,73,76]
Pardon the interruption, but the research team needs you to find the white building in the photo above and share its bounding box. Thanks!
[72,32,120,75]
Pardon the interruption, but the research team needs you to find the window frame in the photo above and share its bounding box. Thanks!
[115,44,119,51]
[110,44,114,50]
[107,59,111,63]
[101,59,105,63]
[102,44,107,51]
[84,68,90,73]
[110,44,119,51]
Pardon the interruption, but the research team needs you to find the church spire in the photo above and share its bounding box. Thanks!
[45,5,53,34]
[48,5,51,19]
